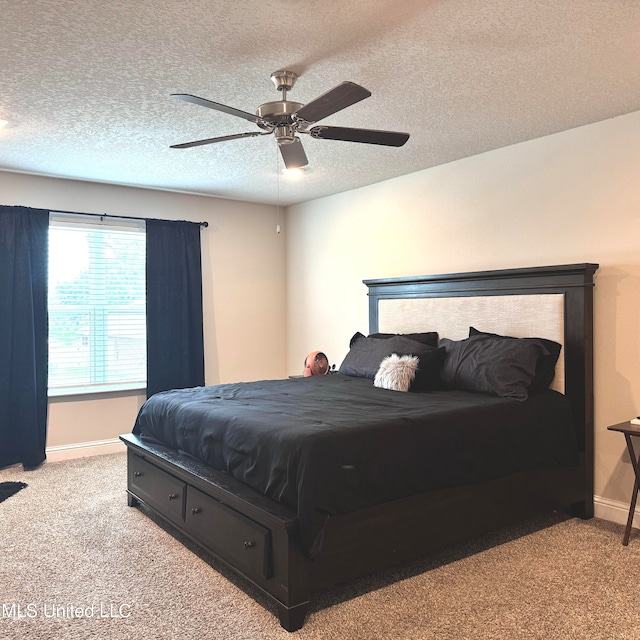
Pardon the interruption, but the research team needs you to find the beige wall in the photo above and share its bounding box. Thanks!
[1,172,286,450]
[285,109,640,514]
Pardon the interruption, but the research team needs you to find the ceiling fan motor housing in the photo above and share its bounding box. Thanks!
[256,101,305,145]
[256,101,304,125]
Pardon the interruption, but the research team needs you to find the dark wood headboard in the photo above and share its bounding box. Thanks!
[364,263,599,513]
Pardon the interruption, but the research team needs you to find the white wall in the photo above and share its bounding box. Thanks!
[1,172,286,453]
[285,109,640,516]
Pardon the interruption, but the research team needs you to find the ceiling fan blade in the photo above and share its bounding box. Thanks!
[294,82,371,124]
[170,131,264,149]
[279,137,309,169]
[171,94,262,124]
[309,126,410,147]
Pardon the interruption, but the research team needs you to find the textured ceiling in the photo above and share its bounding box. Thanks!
[1,0,640,206]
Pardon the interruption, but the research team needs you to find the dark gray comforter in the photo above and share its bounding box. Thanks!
[133,374,577,554]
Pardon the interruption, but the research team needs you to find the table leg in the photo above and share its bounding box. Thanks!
[623,477,639,545]
[623,433,640,546]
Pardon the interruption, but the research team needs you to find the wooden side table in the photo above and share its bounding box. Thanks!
[607,421,640,545]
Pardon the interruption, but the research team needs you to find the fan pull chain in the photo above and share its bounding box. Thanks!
[276,144,281,235]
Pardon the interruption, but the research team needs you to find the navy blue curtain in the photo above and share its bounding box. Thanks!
[146,219,205,398]
[0,206,49,469]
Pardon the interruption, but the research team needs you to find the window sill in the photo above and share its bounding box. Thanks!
[48,383,146,399]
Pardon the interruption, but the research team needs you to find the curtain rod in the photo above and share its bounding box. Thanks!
[49,208,209,228]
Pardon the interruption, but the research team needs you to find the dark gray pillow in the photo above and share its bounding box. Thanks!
[440,334,549,401]
[468,327,561,390]
[348,331,438,349]
[340,335,443,390]
[368,331,439,348]
[410,346,446,391]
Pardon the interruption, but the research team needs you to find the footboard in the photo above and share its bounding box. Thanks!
[120,433,312,631]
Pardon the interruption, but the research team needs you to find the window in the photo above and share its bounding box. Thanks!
[48,213,146,395]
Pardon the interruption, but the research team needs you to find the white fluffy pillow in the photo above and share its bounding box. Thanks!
[373,353,419,392]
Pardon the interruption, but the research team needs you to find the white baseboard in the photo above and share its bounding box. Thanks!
[45,438,125,462]
[594,494,639,529]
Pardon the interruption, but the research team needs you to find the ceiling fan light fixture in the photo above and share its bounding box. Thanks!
[282,166,305,178]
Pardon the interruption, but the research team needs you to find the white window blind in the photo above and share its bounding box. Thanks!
[48,213,146,395]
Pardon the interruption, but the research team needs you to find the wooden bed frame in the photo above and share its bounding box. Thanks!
[120,262,598,631]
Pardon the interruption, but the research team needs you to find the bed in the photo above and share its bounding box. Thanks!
[120,262,598,631]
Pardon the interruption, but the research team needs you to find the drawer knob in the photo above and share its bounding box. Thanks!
[191,507,202,515]
[133,471,143,477]
[168,493,179,501]
[244,541,256,550]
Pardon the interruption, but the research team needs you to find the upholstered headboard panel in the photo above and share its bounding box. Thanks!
[377,293,565,392]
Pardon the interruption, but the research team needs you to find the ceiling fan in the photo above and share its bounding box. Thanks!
[170,70,410,169]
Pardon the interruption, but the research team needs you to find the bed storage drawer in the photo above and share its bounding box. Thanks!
[129,454,186,525]
[185,486,273,580]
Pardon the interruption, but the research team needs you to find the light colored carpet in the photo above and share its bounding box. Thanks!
[1,453,639,639]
